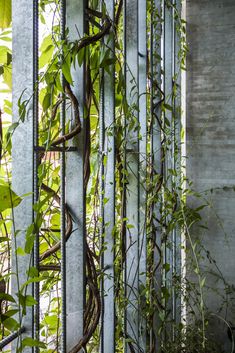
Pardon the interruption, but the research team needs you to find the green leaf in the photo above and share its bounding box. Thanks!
[62,61,73,84]
[44,314,58,329]
[24,234,35,254]
[17,88,27,122]
[40,34,52,52]
[163,103,173,111]
[0,36,11,41]
[27,266,38,278]
[25,295,37,306]
[0,0,11,29]
[0,45,8,64]
[3,64,11,88]
[39,45,54,69]
[163,263,171,273]
[0,184,22,212]
[77,47,85,67]
[21,337,46,349]
[0,236,9,243]
[4,309,19,317]
[0,292,16,303]
[200,277,206,288]
[2,317,19,331]
[42,93,51,111]
[16,247,25,256]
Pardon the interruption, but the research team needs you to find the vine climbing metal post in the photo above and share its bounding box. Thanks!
[151,0,163,350]
[99,1,116,353]
[65,0,86,350]
[124,0,147,351]
[9,0,183,351]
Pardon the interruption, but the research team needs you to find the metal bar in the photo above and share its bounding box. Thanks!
[138,0,147,350]
[163,0,174,340]
[173,0,182,327]
[34,146,78,152]
[0,327,26,350]
[12,0,35,351]
[33,1,40,349]
[60,0,67,351]
[124,0,140,350]
[101,1,115,352]
[65,0,86,350]
[99,65,105,353]
[151,0,163,351]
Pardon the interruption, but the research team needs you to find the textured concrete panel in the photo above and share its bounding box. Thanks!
[186,0,235,350]
[12,1,34,351]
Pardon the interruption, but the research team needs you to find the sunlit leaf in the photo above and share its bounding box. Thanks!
[0,0,11,29]
[0,184,22,212]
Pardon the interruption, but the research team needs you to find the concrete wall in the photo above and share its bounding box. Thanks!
[186,0,235,350]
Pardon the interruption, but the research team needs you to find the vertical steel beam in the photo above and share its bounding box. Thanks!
[12,0,34,351]
[173,0,182,328]
[124,0,147,351]
[124,0,139,350]
[33,0,40,350]
[66,0,86,350]
[138,0,147,350]
[100,1,115,353]
[163,0,174,339]
[151,0,163,350]
[60,0,67,351]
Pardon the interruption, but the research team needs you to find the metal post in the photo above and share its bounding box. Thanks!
[33,0,40,349]
[138,0,147,350]
[12,0,34,351]
[100,1,116,353]
[60,0,67,351]
[124,0,148,351]
[151,0,163,351]
[163,0,174,340]
[66,0,86,350]
[124,0,139,350]
[173,0,182,328]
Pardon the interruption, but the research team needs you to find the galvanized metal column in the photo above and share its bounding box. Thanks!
[60,1,67,351]
[163,0,174,338]
[66,0,86,350]
[124,0,139,350]
[138,0,147,349]
[33,0,40,349]
[173,0,182,327]
[12,0,34,350]
[124,0,147,351]
[151,0,163,350]
[100,1,116,352]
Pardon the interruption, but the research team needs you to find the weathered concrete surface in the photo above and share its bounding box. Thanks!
[186,0,235,350]
[12,1,34,351]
